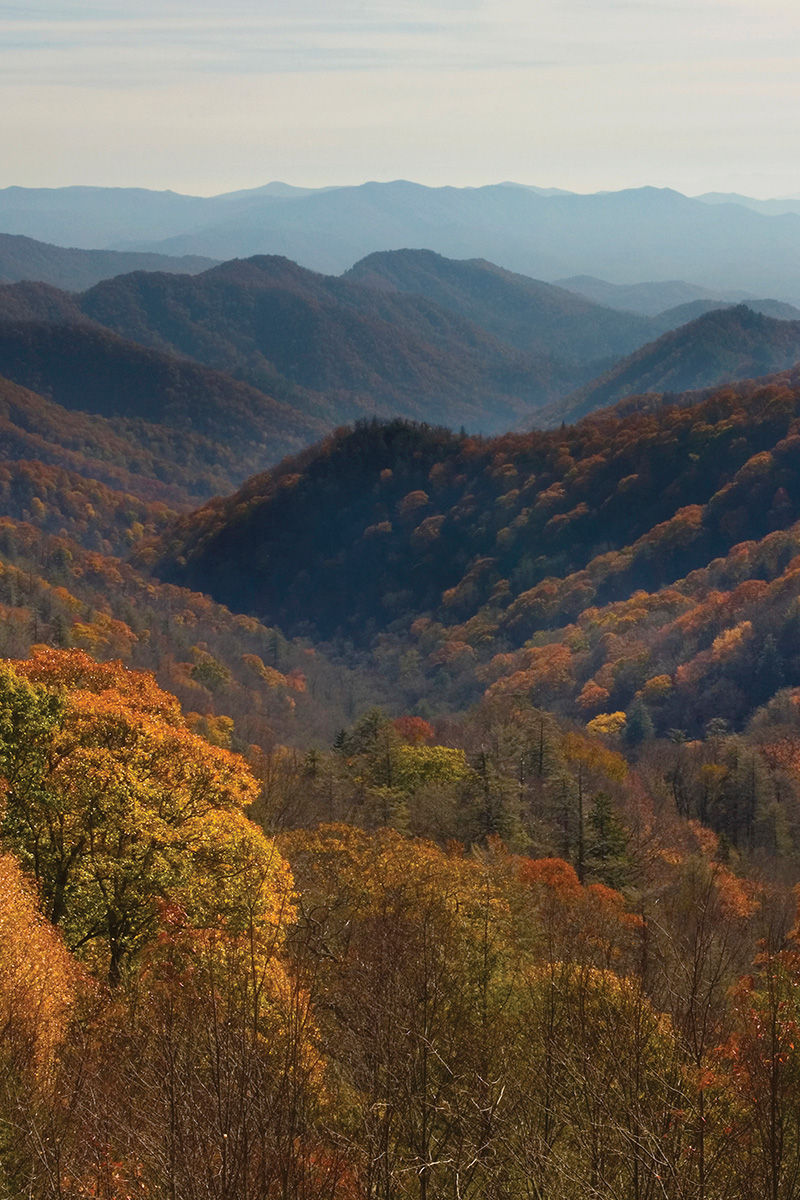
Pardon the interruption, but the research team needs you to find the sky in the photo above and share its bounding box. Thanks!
[2,0,799,197]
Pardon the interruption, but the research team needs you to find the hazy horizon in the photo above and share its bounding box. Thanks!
[2,178,800,204]
[3,0,799,198]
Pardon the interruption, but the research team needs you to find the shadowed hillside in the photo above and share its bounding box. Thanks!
[541,306,800,425]
[0,320,326,496]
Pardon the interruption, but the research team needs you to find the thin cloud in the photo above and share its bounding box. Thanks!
[1,0,799,194]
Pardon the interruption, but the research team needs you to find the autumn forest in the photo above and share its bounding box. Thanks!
[3,228,800,1199]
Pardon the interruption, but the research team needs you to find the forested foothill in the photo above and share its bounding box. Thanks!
[6,237,800,1198]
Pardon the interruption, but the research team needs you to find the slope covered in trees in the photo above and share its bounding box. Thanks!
[545,305,800,425]
[0,373,265,506]
[79,256,575,429]
[0,320,326,496]
[0,512,371,749]
[152,370,800,735]
[344,248,654,362]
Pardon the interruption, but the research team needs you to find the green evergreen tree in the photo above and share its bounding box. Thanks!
[586,792,631,889]
[625,697,654,747]
[753,633,784,703]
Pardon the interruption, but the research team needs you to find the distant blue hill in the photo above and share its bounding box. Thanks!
[3,182,800,301]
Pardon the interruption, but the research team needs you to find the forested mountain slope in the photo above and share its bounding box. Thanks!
[542,306,800,425]
[0,320,326,496]
[79,256,576,429]
[0,514,369,748]
[0,280,90,323]
[344,249,653,362]
[152,369,800,733]
[0,374,233,506]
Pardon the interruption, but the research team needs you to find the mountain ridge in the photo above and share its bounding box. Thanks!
[4,182,800,297]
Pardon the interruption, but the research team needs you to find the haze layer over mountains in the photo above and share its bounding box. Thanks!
[4,174,800,503]
[5,181,800,300]
[2,238,800,474]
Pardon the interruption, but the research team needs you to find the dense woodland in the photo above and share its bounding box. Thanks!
[6,246,800,1197]
[4,651,800,1199]
[154,372,800,739]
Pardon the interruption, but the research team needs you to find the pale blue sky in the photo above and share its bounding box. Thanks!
[2,0,798,196]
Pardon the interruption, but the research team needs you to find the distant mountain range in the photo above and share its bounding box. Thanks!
[554,275,753,316]
[1,250,800,459]
[4,181,800,299]
[697,192,800,217]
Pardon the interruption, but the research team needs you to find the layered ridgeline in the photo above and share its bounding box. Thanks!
[554,274,750,315]
[0,258,609,436]
[350,253,800,349]
[0,231,215,291]
[78,253,644,428]
[0,252,658,436]
[79,257,552,428]
[6,182,800,300]
[152,367,800,736]
[4,250,799,442]
[646,297,800,337]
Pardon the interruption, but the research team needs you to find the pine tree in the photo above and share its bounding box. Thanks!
[625,697,654,747]
[586,792,631,889]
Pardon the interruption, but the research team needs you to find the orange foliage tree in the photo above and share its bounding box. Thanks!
[0,649,289,983]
